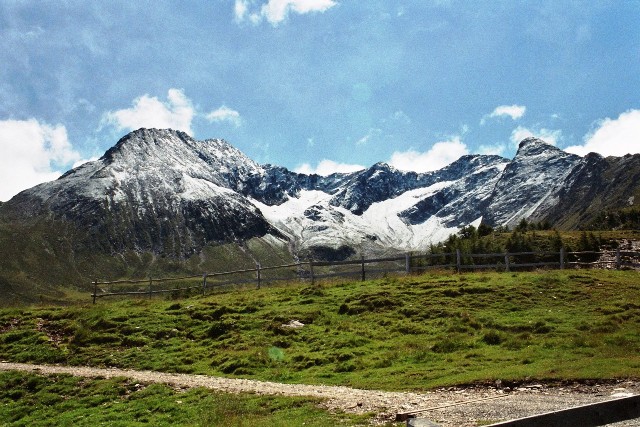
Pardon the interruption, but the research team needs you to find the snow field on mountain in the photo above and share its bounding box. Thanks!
[251,182,464,252]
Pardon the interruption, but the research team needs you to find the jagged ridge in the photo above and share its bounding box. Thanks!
[2,129,639,265]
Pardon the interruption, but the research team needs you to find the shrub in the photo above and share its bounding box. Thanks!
[206,320,235,339]
[533,321,552,334]
[482,330,503,345]
[432,337,465,353]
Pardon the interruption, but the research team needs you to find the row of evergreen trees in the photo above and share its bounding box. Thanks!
[423,219,606,267]
[589,208,640,230]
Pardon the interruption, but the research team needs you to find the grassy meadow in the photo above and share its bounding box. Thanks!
[1,269,640,425]
[1,269,639,391]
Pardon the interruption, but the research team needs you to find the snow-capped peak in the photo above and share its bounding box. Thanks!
[4,129,629,261]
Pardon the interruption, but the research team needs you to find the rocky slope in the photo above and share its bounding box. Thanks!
[3,129,279,257]
[483,138,582,226]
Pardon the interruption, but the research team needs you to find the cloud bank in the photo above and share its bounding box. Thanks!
[388,137,469,173]
[103,89,243,134]
[235,0,338,25]
[103,89,196,135]
[295,159,364,176]
[0,119,81,201]
[565,109,640,157]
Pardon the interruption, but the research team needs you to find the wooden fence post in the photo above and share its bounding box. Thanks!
[310,262,315,286]
[92,279,98,304]
[405,252,411,274]
[616,248,621,270]
[148,278,152,299]
[361,254,366,281]
[560,247,565,270]
[456,249,461,273]
[504,252,510,272]
[256,263,261,289]
[202,273,207,296]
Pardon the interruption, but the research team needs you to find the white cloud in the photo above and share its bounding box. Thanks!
[294,159,364,176]
[206,105,242,127]
[510,126,561,147]
[388,137,469,173]
[391,110,411,125]
[565,109,640,157]
[478,143,507,156]
[235,0,338,25]
[0,119,81,201]
[481,104,526,125]
[493,104,527,120]
[234,0,249,21]
[103,88,195,135]
[72,156,99,169]
[356,128,382,145]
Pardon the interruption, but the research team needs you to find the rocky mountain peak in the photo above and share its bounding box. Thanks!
[96,128,262,192]
[101,128,191,163]
[515,137,565,158]
[370,162,394,171]
[583,151,605,165]
[483,138,583,227]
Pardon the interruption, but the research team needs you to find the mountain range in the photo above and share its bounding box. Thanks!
[1,128,639,299]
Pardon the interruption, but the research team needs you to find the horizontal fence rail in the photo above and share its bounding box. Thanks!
[91,248,640,303]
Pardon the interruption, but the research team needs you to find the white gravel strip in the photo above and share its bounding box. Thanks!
[1,362,638,426]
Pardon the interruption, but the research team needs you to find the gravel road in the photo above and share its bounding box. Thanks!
[1,362,638,426]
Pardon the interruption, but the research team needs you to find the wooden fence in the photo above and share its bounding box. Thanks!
[91,248,640,303]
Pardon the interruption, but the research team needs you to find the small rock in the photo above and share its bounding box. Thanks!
[611,392,635,398]
[281,320,305,329]
[407,418,442,427]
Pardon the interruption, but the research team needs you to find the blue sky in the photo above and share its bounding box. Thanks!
[1,0,639,201]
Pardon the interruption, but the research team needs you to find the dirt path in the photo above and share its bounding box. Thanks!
[1,362,638,426]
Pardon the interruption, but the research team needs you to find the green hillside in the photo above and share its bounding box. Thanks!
[0,214,293,306]
[1,270,639,391]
